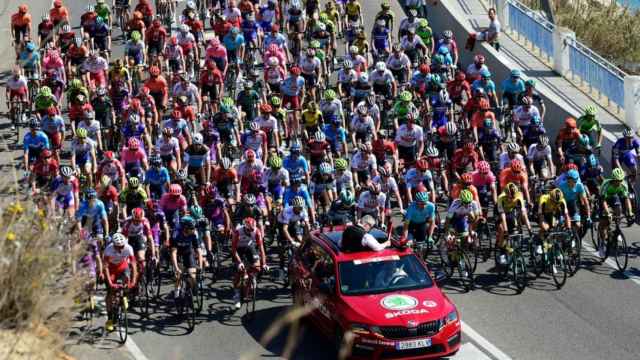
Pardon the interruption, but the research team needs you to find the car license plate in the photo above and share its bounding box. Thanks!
[396,338,432,350]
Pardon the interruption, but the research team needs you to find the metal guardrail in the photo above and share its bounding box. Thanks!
[567,38,626,108]
[506,0,554,59]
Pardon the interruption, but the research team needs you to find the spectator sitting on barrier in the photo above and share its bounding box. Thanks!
[465,8,501,52]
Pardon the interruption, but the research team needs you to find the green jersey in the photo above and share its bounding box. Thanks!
[95,3,111,20]
[599,178,629,200]
[577,115,601,133]
[417,27,433,47]
[34,94,58,111]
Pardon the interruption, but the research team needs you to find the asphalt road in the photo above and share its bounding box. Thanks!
[1,0,639,360]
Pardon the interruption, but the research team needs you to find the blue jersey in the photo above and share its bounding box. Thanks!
[263,33,287,50]
[557,180,586,203]
[612,137,640,153]
[19,50,41,69]
[323,124,347,146]
[404,201,436,223]
[372,27,390,50]
[471,79,496,94]
[241,20,259,40]
[283,155,309,177]
[75,199,107,225]
[223,33,245,52]
[41,115,65,134]
[280,75,305,96]
[23,131,50,152]
[283,185,313,208]
[501,78,525,94]
[145,167,170,186]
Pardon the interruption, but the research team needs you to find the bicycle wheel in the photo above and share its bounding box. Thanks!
[194,271,204,314]
[439,248,455,278]
[551,243,568,289]
[137,275,150,317]
[146,262,159,300]
[185,288,196,331]
[117,301,128,344]
[529,239,545,277]
[512,253,527,293]
[566,230,581,276]
[245,276,257,320]
[458,250,474,292]
[589,221,598,249]
[611,230,628,272]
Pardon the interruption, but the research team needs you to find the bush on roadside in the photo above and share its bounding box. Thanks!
[0,182,80,358]
[523,0,640,73]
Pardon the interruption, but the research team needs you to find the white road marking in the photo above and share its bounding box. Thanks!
[582,243,640,287]
[453,342,493,359]
[461,321,512,360]
[125,337,151,360]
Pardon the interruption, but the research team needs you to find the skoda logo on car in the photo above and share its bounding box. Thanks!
[380,294,418,310]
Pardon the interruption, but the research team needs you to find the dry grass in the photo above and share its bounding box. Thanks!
[0,174,81,359]
[522,0,640,73]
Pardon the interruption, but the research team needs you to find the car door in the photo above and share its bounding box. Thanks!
[306,244,337,334]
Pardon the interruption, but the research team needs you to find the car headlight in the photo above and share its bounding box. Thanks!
[350,323,382,336]
[446,310,458,324]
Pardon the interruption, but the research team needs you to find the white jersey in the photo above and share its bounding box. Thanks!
[263,167,289,188]
[6,75,27,90]
[235,225,259,248]
[513,105,540,127]
[277,205,309,224]
[350,115,375,134]
[299,56,321,74]
[466,63,488,79]
[369,69,394,85]
[156,136,179,156]
[373,175,398,193]
[395,124,424,147]
[400,35,424,51]
[499,152,525,170]
[77,120,101,140]
[350,151,377,172]
[337,170,354,191]
[338,68,357,84]
[446,199,481,218]
[386,53,410,70]
[104,243,135,266]
[320,99,343,117]
[84,57,108,74]
[257,115,278,133]
[527,144,552,162]
[238,159,264,178]
[357,191,386,211]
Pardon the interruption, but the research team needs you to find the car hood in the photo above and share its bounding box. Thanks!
[341,287,453,326]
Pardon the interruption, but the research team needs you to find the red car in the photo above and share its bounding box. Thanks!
[289,226,462,359]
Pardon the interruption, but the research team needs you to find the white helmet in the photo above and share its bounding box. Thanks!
[112,233,127,246]
[376,62,386,71]
[193,132,203,144]
[359,73,368,83]
[349,45,358,54]
[180,24,190,33]
[268,56,279,66]
[186,1,196,10]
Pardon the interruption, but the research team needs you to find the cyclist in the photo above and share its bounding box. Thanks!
[611,128,640,180]
[577,104,602,149]
[500,69,525,108]
[29,149,58,195]
[97,151,126,190]
[402,191,436,246]
[122,207,153,275]
[499,142,524,171]
[371,19,391,62]
[538,188,571,238]
[499,159,531,204]
[328,189,357,226]
[5,67,29,130]
[527,136,555,179]
[472,160,498,210]
[356,182,388,228]
[76,188,110,242]
[170,216,201,299]
[95,0,112,25]
[49,166,80,217]
[557,169,591,232]
[103,233,137,333]
[119,177,148,219]
[581,154,604,195]
[184,133,212,185]
[231,217,267,309]
[519,79,545,119]
[443,189,482,249]
[555,117,581,163]
[23,118,50,170]
[277,195,311,250]
[19,41,41,82]
[597,168,634,255]
[145,154,170,199]
[495,182,532,265]
[11,5,32,48]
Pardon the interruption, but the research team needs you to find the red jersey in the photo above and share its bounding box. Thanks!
[11,13,32,27]
[175,104,196,122]
[127,19,145,32]
[199,69,224,87]
[447,79,471,99]
[122,217,153,238]
[135,3,153,17]
[145,26,167,43]
[49,7,69,25]
[308,140,330,160]
[99,185,119,205]
[372,139,396,162]
[32,158,59,178]
[144,76,168,95]
[452,149,479,171]
[499,168,528,189]
[471,110,496,128]
[213,168,238,185]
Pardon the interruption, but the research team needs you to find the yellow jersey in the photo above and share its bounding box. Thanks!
[345,2,361,17]
[497,193,524,214]
[302,109,322,128]
[538,194,566,215]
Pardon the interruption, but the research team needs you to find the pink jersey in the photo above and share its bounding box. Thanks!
[120,148,146,165]
[159,193,187,212]
[472,170,496,188]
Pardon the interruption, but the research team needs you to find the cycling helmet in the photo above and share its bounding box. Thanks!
[128,177,140,188]
[443,30,453,39]
[340,189,355,206]
[567,169,580,180]
[525,79,536,87]
[550,188,564,202]
[259,103,272,113]
[62,24,70,32]
[100,175,112,187]
[243,193,256,205]
[505,182,519,197]
[169,183,182,195]
[28,117,40,129]
[249,121,261,132]
[392,43,402,52]
[539,136,550,147]
[480,69,492,78]
[267,56,279,67]
[83,188,97,199]
[438,89,450,104]
[368,182,381,194]
[335,158,348,171]
[180,216,196,229]
[112,233,126,246]
[511,69,522,78]
[177,168,188,180]
[180,24,190,33]
[445,121,457,135]
[356,103,368,115]
[507,142,520,153]
[104,151,114,160]
[419,64,430,74]
[76,127,88,138]
[521,96,532,106]
[510,159,524,172]
[127,137,140,149]
[477,161,490,174]
[612,167,625,181]
[70,78,82,89]
[565,117,577,128]
[578,134,590,146]
[623,127,634,138]
[220,157,232,169]
[162,127,173,136]
[483,118,493,128]
[290,66,301,76]
[358,73,369,83]
[96,86,107,96]
[459,189,473,204]
[319,162,333,175]
[455,71,466,81]
[564,163,579,172]
[132,207,144,220]
[415,191,429,203]
[432,54,445,65]
[245,149,256,159]
[268,156,282,169]
[343,59,353,69]
[270,96,281,106]
[186,0,196,9]
[324,89,337,100]
[292,196,305,208]
[60,166,73,177]
[588,154,598,167]
[584,104,597,116]
[314,131,326,142]
[416,159,429,171]
[243,217,256,229]
[376,62,386,71]
[193,133,203,144]
[399,90,413,102]
[130,31,141,41]
[418,19,429,29]
[149,154,161,166]
[474,54,485,64]
[425,146,439,157]
[190,205,203,219]
[531,115,541,125]
[40,149,52,159]
[461,173,473,184]
[73,36,82,47]
[149,65,161,76]
[360,142,373,152]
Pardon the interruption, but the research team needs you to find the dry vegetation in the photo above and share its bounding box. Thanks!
[0,176,80,359]
[522,0,640,73]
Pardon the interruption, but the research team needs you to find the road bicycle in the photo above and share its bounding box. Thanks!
[238,265,260,321]
[174,270,197,332]
[595,204,629,272]
[439,231,475,292]
[498,230,529,293]
[113,278,130,344]
[530,227,569,289]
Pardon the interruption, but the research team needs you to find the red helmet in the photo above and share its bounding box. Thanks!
[461,172,473,184]
[565,117,577,128]
[104,151,114,160]
[206,60,216,70]
[477,161,490,173]
[53,0,62,8]
[419,64,430,74]
[172,109,181,119]
[416,159,429,171]
[271,24,280,32]
[245,149,256,159]
[169,184,182,195]
[128,137,140,150]
[152,19,161,27]
[40,149,52,158]
[244,217,256,229]
[290,66,301,76]
[564,163,579,172]
[510,159,523,172]
[18,4,28,13]
[260,103,272,113]
[130,98,141,109]
[463,142,475,151]
[170,36,178,45]
[149,65,161,76]
[132,207,144,220]
[47,106,57,116]
[455,71,466,81]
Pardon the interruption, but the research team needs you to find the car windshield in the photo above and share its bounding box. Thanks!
[338,254,433,295]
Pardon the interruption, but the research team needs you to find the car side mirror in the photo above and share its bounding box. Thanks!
[318,277,336,295]
[433,270,447,285]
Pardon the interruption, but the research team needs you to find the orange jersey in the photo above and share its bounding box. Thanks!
[499,167,528,189]
[49,7,69,23]
[450,184,480,203]
[144,76,168,94]
[11,13,32,27]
